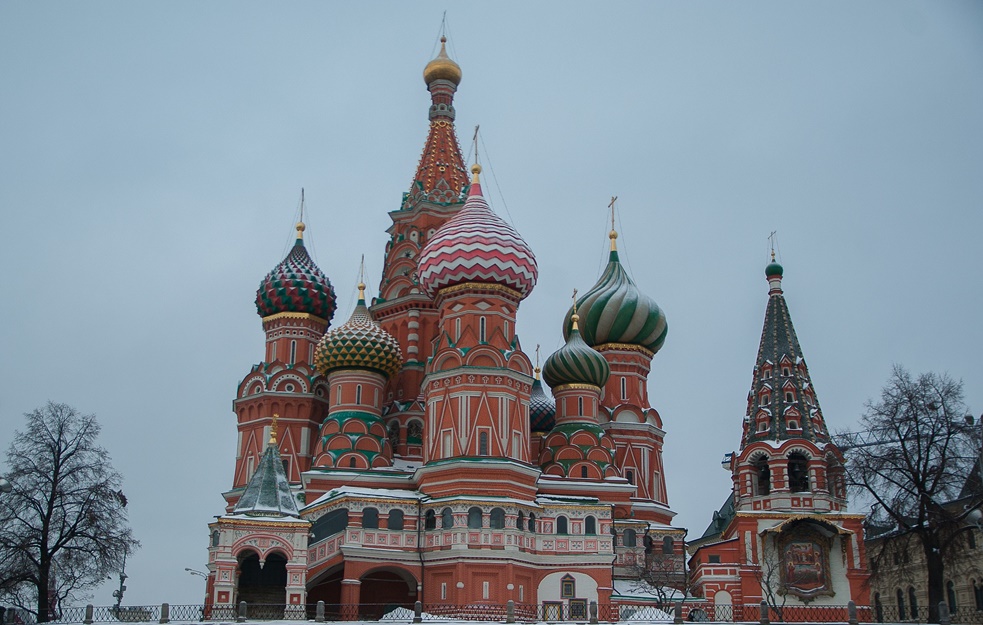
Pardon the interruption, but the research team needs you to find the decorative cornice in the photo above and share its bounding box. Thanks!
[262,312,329,325]
[434,281,523,301]
[594,342,655,358]
[551,383,603,393]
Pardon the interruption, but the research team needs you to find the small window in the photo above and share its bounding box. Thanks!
[897,589,906,620]
[362,507,379,529]
[440,582,446,600]
[556,516,568,535]
[621,377,627,400]
[517,511,525,531]
[782,367,791,376]
[336,385,342,406]
[308,344,314,364]
[623,529,637,547]
[708,554,721,564]
[758,421,768,432]
[211,530,220,548]
[909,587,918,619]
[585,516,596,535]
[425,510,436,530]
[759,394,770,406]
[788,421,799,430]
[388,509,404,531]
[349,457,357,468]
[356,385,362,405]
[290,340,297,364]
[663,536,674,554]
[785,391,794,402]
[271,342,277,360]
[578,397,584,415]
[441,507,454,529]
[626,470,634,485]
[969,530,977,549]
[528,513,536,533]
[478,431,489,456]
[560,575,576,599]
[581,466,588,478]
[947,580,957,614]
[281,458,290,479]
[479,316,486,342]
[455,318,461,341]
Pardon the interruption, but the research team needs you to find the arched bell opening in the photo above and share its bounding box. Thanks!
[236,549,288,609]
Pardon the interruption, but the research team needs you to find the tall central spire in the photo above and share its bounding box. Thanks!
[402,37,468,210]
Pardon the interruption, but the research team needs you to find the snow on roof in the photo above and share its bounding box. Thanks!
[391,458,422,471]
[220,513,310,524]
[303,486,423,509]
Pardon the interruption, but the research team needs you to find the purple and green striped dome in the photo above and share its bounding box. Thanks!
[565,249,667,355]
[529,373,556,432]
[543,317,610,389]
[256,224,337,321]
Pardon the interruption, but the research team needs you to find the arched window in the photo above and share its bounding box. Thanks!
[753,457,770,495]
[441,507,454,529]
[312,509,349,541]
[623,528,637,547]
[479,316,486,342]
[211,530,220,547]
[974,579,983,611]
[356,384,362,405]
[468,507,483,529]
[578,397,584,415]
[424,510,436,530]
[362,507,379,529]
[947,580,957,614]
[517,511,525,531]
[528,513,536,533]
[874,593,884,623]
[387,420,400,451]
[455,318,462,341]
[787,452,810,492]
[556,516,568,535]
[290,340,297,364]
[388,509,404,531]
[626,469,635,485]
[908,587,918,619]
[896,589,906,620]
[621,377,627,400]
[785,391,794,402]
[585,516,597,535]
[349,457,357,468]
[336,385,342,405]
[490,508,505,529]
[663,536,674,554]
[478,432,489,456]
[581,466,588,478]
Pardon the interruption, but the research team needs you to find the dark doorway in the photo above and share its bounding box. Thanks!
[237,550,287,612]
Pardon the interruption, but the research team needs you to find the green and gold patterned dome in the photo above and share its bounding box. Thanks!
[314,284,402,379]
[543,313,610,389]
[564,231,667,355]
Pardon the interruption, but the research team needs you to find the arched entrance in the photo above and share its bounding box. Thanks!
[359,567,417,619]
[237,550,287,608]
[307,566,343,612]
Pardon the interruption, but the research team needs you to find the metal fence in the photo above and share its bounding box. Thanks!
[9,600,983,624]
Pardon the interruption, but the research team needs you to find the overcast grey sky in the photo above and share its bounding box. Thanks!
[1,0,981,607]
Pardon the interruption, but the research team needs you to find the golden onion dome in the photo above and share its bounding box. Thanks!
[423,36,462,86]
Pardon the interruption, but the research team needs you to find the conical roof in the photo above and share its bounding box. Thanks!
[743,259,830,447]
[256,222,336,321]
[234,438,299,518]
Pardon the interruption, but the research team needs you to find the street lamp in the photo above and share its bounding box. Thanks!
[184,568,208,579]
[0,477,12,494]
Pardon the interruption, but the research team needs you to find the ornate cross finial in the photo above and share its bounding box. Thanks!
[270,413,279,445]
[296,188,307,240]
[535,344,541,369]
[768,230,777,262]
[571,289,580,331]
[608,196,619,251]
[472,125,480,166]
[358,255,366,299]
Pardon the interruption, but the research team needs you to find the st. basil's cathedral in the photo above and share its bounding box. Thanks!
[203,38,869,618]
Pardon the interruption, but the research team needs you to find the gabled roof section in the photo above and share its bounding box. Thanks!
[742,260,830,448]
[233,442,300,517]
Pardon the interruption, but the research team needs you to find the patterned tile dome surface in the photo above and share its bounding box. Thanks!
[417,174,537,300]
[529,376,556,432]
[543,319,610,389]
[314,295,402,379]
[256,231,336,320]
[565,249,667,354]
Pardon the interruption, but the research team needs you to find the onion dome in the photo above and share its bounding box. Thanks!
[766,259,784,278]
[417,164,538,299]
[424,36,462,86]
[529,367,556,433]
[314,283,402,379]
[565,228,667,354]
[543,312,610,389]
[256,222,337,321]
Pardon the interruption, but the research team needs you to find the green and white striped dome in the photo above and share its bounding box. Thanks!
[565,247,667,355]
[543,314,610,389]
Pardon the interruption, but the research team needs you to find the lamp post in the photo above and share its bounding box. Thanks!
[185,568,208,579]
[0,476,11,494]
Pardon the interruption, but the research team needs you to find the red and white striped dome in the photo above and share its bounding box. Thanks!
[417,166,538,300]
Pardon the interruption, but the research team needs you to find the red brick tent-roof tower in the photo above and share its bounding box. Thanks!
[688,258,869,614]
[204,38,686,618]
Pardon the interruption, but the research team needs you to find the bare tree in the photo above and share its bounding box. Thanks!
[0,403,139,622]
[844,367,979,624]
[751,536,788,622]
